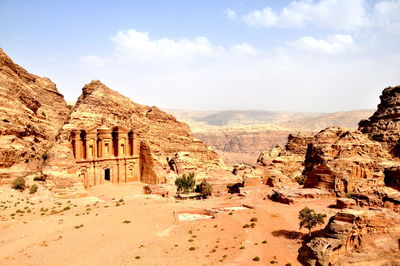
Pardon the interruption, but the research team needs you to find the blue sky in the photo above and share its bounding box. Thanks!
[1,0,399,112]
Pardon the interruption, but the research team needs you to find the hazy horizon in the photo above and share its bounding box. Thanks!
[1,0,399,112]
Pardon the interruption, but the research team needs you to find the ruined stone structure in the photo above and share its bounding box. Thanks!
[70,126,140,188]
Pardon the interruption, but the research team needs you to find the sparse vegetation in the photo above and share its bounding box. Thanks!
[12,177,26,191]
[33,176,46,182]
[175,172,196,194]
[29,184,38,194]
[294,175,307,185]
[195,180,213,198]
[189,247,195,251]
[123,220,131,224]
[299,207,327,237]
[253,256,260,261]
[250,217,258,222]
[42,152,48,161]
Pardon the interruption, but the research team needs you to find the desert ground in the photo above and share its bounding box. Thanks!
[0,183,336,266]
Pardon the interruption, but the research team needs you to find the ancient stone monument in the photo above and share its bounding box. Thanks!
[70,125,140,188]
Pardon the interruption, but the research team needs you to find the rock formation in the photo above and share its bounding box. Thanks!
[359,85,400,157]
[298,208,400,265]
[43,80,228,189]
[257,132,313,187]
[0,48,69,183]
[303,127,397,196]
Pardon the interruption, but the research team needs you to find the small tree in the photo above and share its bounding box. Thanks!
[298,207,326,237]
[175,172,196,194]
[12,177,26,191]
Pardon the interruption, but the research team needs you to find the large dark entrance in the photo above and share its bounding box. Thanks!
[104,168,111,181]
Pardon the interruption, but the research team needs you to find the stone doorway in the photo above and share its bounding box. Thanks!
[104,168,111,182]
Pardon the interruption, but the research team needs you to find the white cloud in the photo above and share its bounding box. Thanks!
[373,0,400,33]
[224,8,237,20]
[110,29,221,61]
[242,0,367,30]
[73,28,399,113]
[79,55,105,67]
[230,43,262,56]
[290,34,356,54]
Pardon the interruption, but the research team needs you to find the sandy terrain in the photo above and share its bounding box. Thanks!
[0,183,337,266]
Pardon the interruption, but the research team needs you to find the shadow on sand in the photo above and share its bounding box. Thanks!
[271,230,305,240]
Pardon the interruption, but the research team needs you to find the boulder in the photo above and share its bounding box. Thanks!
[298,208,400,265]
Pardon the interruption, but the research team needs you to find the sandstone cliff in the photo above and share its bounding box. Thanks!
[195,130,291,155]
[299,208,400,265]
[303,127,397,196]
[43,80,227,188]
[359,85,400,157]
[0,48,69,183]
[257,132,314,187]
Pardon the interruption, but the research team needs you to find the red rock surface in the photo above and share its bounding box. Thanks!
[302,127,396,195]
[0,48,69,182]
[299,208,400,265]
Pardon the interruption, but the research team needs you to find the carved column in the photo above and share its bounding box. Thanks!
[71,130,82,160]
[133,133,140,157]
[98,126,113,159]
[85,129,97,160]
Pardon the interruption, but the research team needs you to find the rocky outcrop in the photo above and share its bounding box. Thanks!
[257,132,314,187]
[0,48,69,182]
[43,80,228,188]
[359,85,400,157]
[298,208,400,265]
[269,188,331,204]
[303,127,397,196]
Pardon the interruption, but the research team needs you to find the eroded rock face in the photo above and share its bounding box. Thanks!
[0,48,69,182]
[43,80,227,188]
[359,85,400,157]
[298,208,400,266]
[303,127,396,196]
[257,132,314,187]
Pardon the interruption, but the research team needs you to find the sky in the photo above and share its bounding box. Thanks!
[0,0,399,112]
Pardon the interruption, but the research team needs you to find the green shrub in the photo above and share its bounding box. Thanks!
[253,256,260,261]
[189,247,195,251]
[29,184,38,194]
[175,172,196,194]
[195,180,213,198]
[12,177,26,191]
[250,217,258,222]
[294,175,307,185]
[42,152,48,161]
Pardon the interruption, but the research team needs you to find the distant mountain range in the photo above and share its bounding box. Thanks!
[164,108,376,165]
[165,109,375,131]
